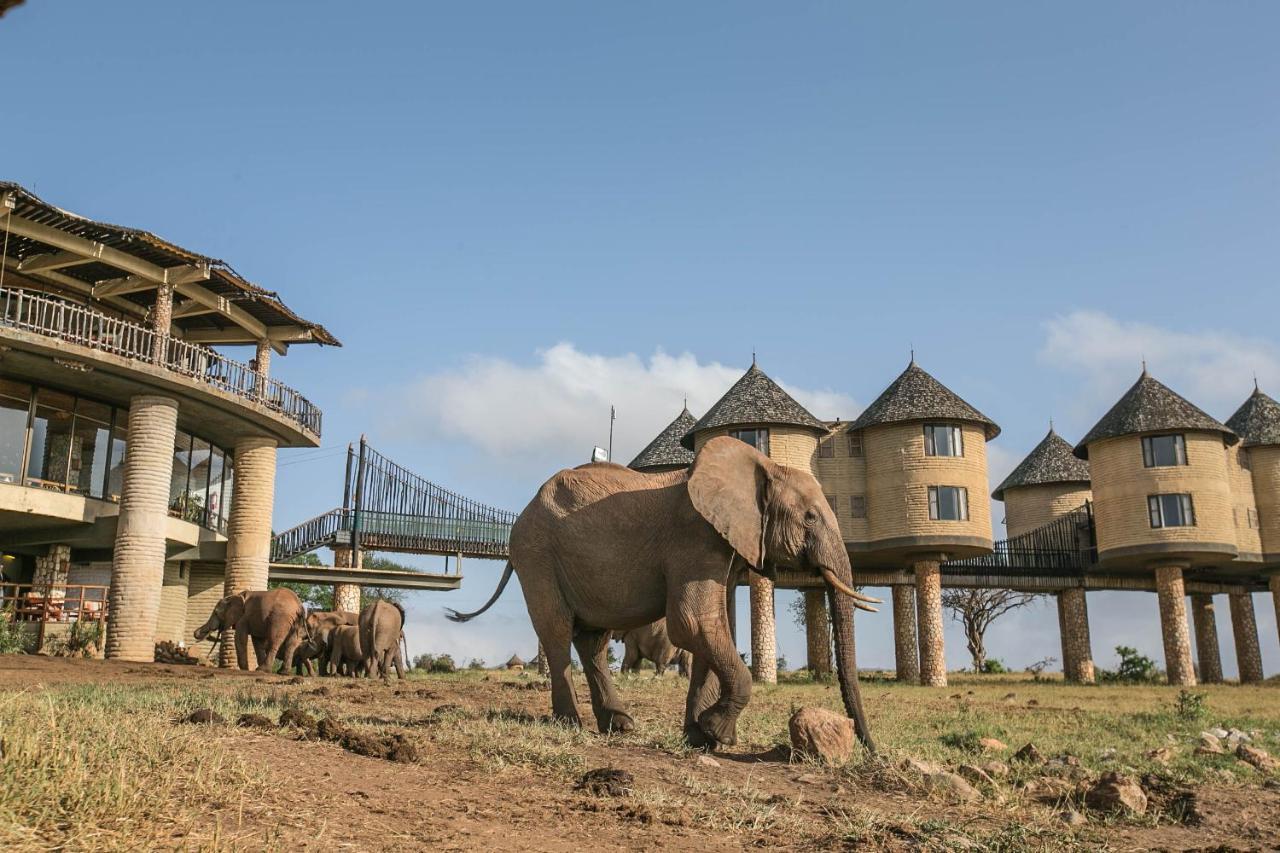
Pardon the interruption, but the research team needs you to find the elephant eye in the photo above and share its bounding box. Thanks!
[804,509,819,524]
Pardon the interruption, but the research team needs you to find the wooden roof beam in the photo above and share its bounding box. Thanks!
[93,275,156,298]
[17,251,96,274]
[1,257,149,320]
[171,299,217,319]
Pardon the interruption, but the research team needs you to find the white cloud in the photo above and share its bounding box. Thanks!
[1039,310,1280,416]
[381,343,857,474]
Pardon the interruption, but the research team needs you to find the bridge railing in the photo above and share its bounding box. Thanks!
[943,502,1096,575]
[271,508,350,562]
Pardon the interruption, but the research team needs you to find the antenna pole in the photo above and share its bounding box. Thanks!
[608,406,615,462]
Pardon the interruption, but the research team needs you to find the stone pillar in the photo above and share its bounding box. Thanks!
[1189,594,1222,684]
[913,559,946,687]
[748,572,777,684]
[892,585,919,684]
[105,395,178,662]
[253,339,272,400]
[1057,587,1095,684]
[804,589,831,678]
[332,545,362,613]
[1154,565,1196,686]
[219,436,277,668]
[33,543,71,603]
[1228,592,1264,684]
[150,283,173,363]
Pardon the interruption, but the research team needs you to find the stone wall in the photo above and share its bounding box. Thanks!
[1003,484,1092,539]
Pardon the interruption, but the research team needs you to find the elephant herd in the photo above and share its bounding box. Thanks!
[193,588,407,680]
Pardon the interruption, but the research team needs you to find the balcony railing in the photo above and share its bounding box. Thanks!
[0,286,322,436]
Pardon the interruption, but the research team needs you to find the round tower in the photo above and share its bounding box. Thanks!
[683,362,829,684]
[993,427,1094,682]
[1075,369,1238,685]
[629,406,697,474]
[846,360,999,687]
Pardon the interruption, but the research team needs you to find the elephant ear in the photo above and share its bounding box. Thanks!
[687,436,772,570]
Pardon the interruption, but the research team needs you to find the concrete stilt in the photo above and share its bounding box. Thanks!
[332,546,362,613]
[892,585,919,684]
[804,589,831,678]
[748,572,777,684]
[105,395,178,662]
[1154,565,1196,686]
[1057,587,1095,684]
[219,436,278,668]
[1189,594,1223,684]
[1228,592,1264,684]
[913,559,946,687]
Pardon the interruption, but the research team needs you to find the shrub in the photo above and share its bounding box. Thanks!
[45,619,103,658]
[467,658,486,670]
[1173,689,1208,722]
[775,655,789,673]
[981,658,1007,674]
[0,607,29,654]
[429,654,456,674]
[1099,646,1159,683]
[1025,656,1057,681]
[412,653,435,671]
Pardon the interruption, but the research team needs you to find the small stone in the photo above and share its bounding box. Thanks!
[900,756,944,776]
[1084,771,1147,814]
[1098,748,1117,761]
[1060,808,1088,827]
[789,707,856,766]
[694,754,721,769]
[1145,747,1175,765]
[1208,727,1229,739]
[978,737,1007,753]
[794,772,822,784]
[923,770,982,803]
[1236,744,1279,773]
[1228,728,1251,744]
[957,764,995,787]
[982,761,1010,778]
[1197,733,1223,754]
[1012,743,1044,764]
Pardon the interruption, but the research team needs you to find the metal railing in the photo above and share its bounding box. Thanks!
[271,505,515,562]
[0,286,322,436]
[272,508,351,562]
[0,583,110,624]
[943,502,1097,575]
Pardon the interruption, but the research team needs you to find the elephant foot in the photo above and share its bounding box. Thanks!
[683,722,717,752]
[697,706,739,748]
[596,710,634,735]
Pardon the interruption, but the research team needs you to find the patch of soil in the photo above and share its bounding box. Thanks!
[315,717,419,763]
[575,768,634,797]
[278,707,319,736]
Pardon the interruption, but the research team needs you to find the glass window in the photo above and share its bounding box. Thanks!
[0,379,32,484]
[818,436,835,458]
[186,438,212,527]
[849,495,867,519]
[729,428,770,456]
[928,485,969,521]
[220,454,235,529]
[1248,508,1260,529]
[206,446,225,529]
[106,409,128,501]
[1142,434,1187,467]
[26,389,75,489]
[1148,493,1195,528]
[70,399,112,498]
[169,431,194,518]
[924,424,964,457]
[847,431,864,458]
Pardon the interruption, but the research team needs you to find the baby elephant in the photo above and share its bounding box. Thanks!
[618,618,691,677]
[328,625,367,677]
[306,610,360,676]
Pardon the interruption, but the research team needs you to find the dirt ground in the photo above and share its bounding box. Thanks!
[2,656,1279,851]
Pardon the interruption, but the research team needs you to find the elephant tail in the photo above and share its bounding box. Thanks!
[446,562,514,623]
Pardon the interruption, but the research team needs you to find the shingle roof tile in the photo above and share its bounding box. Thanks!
[681,364,827,450]
[846,362,1000,440]
[1225,386,1280,448]
[629,406,698,470]
[1074,371,1236,459]
[992,428,1091,500]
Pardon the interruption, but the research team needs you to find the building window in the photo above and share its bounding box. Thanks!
[729,428,770,456]
[847,431,864,458]
[1141,434,1187,467]
[818,436,835,458]
[928,486,969,521]
[0,379,32,485]
[849,495,867,519]
[1239,448,1252,471]
[1148,493,1195,528]
[924,424,963,457]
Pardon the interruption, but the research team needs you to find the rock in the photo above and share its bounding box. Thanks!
[1236,745,1279,773]
[694,754,721,769]
[1026,699,1039,707]
[923,770,982,803]
[1208,727,1229,739]
[1060,808,1088,827]
[1098,747,1117,761]
[1227,728,1251,744]
[900,757,944,776]
[1084,772,1148,815]
[982,760,1010,778]
[576,768,634,797]
[789,707,856,766]
[182,708,225,725]
[1145,747,1175,765]
[957,764,995,787]
[1012,743,1044,764]
[1197,733,1223,754]
[978,737,1007,753]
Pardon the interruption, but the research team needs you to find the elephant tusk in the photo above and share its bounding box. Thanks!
[821,569,880,612]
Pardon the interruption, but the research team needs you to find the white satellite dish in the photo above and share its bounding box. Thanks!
[591,446,609,463]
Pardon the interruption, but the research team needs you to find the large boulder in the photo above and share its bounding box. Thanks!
[1084,772,1147,814]
[1236,744,1278,773]
[789,707,855,765]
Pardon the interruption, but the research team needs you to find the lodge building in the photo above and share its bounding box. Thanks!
[632,361,1280,687]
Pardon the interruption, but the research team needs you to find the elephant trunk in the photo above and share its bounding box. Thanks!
[193,615,220,642]
[823,550,875,754]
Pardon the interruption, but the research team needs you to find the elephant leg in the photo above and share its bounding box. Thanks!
[682,653,721,748]
[250,635,266,669]
[572,628,634,734]
[277,632,300,676]
[669,587,749,749]
[621,644,639,674]
[393,648,405,680]
[522,578,581,726]
[234,630,250,670]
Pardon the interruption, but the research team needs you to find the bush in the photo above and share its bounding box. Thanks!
[429,654,456,674]
[412,653,435,671]
[45,620,103,658]
[1173,689,1208,722]
[981,658,1007,674]
[1099,646,1159,683]
[467,658,486,670]
[0,608,29,655]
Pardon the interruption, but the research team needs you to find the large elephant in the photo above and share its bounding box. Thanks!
[359,599,406,681]
[305,610,360,675]
[618,619,691,677]
[193,587,307,674]
[450,436,879,752]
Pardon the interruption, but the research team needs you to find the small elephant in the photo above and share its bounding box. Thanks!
[194,587,306,674]
[359,599,406,681]
[618,619,691,677]
[305,610,360,675]
[328,625,367,676]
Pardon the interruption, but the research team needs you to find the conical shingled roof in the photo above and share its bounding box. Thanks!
[846,361,1000,440]
[680,363,827,450]
[991,428,1090,500]
[1073,371,1237,459]
[630,406,698,470]
[506,653,525,668]
[1226,386,1280,448]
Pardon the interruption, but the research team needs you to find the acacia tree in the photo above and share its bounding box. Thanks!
[940,589,1043,672]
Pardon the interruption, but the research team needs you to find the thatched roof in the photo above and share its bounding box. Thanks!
[1074,370,1236,459]
[630,406,698,470]
[1225,386,1280,448]
[992,428,1090,500]
[505,654,525,668]
[847,361,1000,440]
[681,363,826,450]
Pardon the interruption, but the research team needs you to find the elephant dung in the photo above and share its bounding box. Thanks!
[182,708,225,725]
[237,713,275,730]
[576,768,634,797]
[789,707,856,766]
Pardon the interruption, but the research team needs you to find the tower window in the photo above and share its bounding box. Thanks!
[1141,434,1187,467]
[729,428,769,456]
[849,495,867,519]
[818,436,835,458]
[928,486,969,521]
[847,431,864,458]
[1148,493,1195,528]
[924,424,964,457]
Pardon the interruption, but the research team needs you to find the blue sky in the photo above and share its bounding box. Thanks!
[4,3,1279,676]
